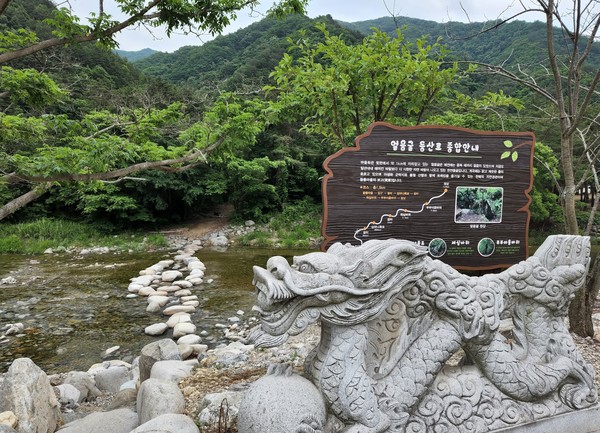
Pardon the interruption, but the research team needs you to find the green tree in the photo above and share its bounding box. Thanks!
[0,0,306,220]
[267,25,461,149]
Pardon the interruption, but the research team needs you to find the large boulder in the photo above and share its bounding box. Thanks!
[138,339,181,383]
[237,364,327,433]
[136,379,184,425]
[0,358,63,433]
[198,391,244,430]
[130,414,199,433]
[57,408,138,433]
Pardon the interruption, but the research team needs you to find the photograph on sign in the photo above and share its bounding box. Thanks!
[454,186,503,224]
[321,122,535,270]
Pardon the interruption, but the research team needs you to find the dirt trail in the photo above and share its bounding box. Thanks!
[160,204,234,240]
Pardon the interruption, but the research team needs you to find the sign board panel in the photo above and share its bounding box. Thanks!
[321,122,535,270]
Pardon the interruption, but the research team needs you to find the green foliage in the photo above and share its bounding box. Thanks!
[267,25,460,148]
[529,142,563,229]
[238,197,322,247]
[0,218,168,253]
[0,66,67,108]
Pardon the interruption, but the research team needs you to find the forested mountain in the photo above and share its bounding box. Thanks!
[135,13,600,91]
[340,16,600,68]
[134,14,364,92]
[115,48,161,62]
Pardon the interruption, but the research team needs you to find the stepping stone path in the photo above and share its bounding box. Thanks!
[128,246,211,359]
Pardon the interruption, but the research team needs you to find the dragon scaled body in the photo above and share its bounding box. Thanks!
[248,236,597,433]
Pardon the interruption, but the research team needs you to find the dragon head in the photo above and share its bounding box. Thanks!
[248,239,428,347]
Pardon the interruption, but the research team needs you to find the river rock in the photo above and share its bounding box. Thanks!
[174,289,192,297]
[163,305,195,315]
[178,344,194,359]
[161,271,183,283]
[147,295,170,306]
[131,414,199,433]
[57,408,138,433]
[137,378,184,424]
[188,268,205,277]
[177,334,202,345]
[159,285,181,293]
[150,360,197,383]
[166,313,192,328]
[131,275,154,287]
[180,295,198,302]
[0,411,17,428]
[173,280,193,289]
[144,323,168,336]
[173,322,196,338]
[139,339,181,383]
[0,358,62,433]
[106,388,137,411]
[64,371,101,402]
[146,302,161,313]
[198,390,244,430]
[186,277,204,285]
[94,365,130,393]
[138,287,156,297]
[187,261,206,271]
[54,384,81,405]
[0,426,17,433]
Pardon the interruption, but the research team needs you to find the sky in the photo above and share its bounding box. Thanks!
[67,0,538,52]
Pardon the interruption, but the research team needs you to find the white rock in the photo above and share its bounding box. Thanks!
[146,295,169,307]
[183,301,199,308]
[188,269,205,277]
[128,283,143,293]
[187,261,206,271]
[161,270,183,282]
[157,260,174,267]
[138,287,156,297]
[180,295,198,302]
[186,277,204,286]
[94,365,130,393]
[178,344,194,359]
[131,275,154,286]
[173,322,196,338]
[163,305,196,316]
[191,344,209,355]
[58,408,138,433]
[173,280,193,288]
[177,334,202,345]
[207,279,214,284]
[137,378,185,425]
[174,289,192,297]
[126,294,138,299]
[0,410,17,428]
[146,302,161,313]
[131,414,199,433]
[166,313,192,328]
[160,285,181,293]
[149,360,197,383]
[145,323,168,336]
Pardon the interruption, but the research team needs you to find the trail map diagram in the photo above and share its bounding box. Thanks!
[354,188,448,243]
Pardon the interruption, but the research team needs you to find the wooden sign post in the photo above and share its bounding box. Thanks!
[321,122,535,270]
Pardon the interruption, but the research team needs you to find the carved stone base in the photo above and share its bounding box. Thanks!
[492,405,600,433]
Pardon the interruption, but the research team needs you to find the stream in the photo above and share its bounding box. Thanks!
[0,247,308,374]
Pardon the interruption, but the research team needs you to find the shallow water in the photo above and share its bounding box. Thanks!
[0,248,309,374]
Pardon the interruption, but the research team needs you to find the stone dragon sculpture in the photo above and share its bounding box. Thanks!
[247,236,597,433]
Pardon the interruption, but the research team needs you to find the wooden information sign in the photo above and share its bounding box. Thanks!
[321,122,535,270]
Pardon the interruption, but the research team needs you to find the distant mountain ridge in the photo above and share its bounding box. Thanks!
[115,48,160,62]
[132,13,600,89]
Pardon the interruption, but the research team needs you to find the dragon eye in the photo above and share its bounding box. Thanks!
[298,263,317,273]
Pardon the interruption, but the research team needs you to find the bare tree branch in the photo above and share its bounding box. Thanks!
[0,182,52,220]
[0,0,11,17]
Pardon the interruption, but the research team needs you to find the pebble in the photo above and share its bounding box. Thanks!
[163,305,196,316]
[145,323,168,336]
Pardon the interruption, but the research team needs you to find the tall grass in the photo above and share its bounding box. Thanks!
[238,199,322,248]
[0,218,167,254]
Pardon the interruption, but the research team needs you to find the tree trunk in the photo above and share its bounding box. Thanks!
[569,254,600,337]
[0,183,51,220]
